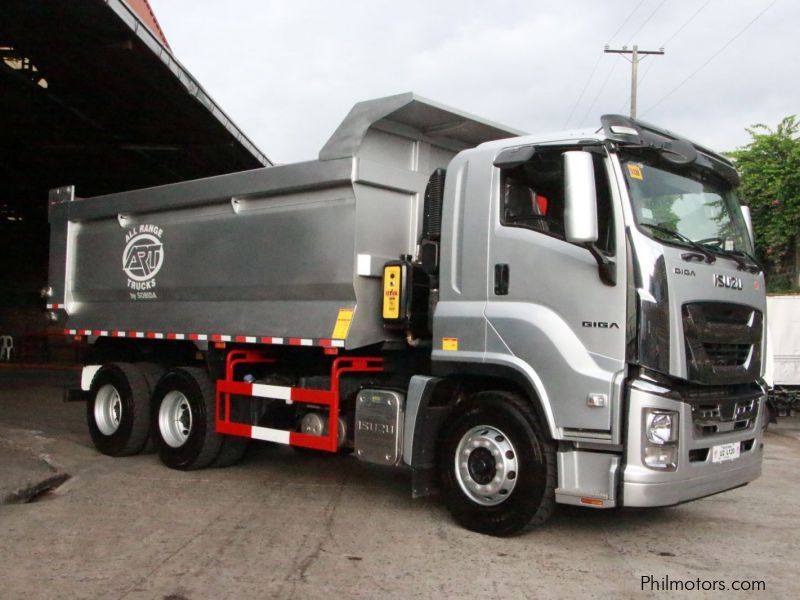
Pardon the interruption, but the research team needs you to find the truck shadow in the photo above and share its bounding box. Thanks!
[241,440,680,533]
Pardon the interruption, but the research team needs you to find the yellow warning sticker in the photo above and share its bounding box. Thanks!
[442,338,459,351]
[627,163,644,180]
[332,308,354,340]
[383,265,401,320]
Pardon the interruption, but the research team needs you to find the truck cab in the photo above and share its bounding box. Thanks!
[424,114,765,527]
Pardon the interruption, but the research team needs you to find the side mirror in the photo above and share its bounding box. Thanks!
[563,151,599,244]
[741,205,755,243]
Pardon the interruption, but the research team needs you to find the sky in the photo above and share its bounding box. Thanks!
[151,0,798,165]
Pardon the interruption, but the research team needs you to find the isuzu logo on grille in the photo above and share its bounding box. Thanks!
[713,273,742,290]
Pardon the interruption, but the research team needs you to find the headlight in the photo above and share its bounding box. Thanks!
[644,445,678,470]
[645,410,678,445]
[642,408,679,471]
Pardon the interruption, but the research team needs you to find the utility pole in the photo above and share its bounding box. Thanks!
[604,45,664,119]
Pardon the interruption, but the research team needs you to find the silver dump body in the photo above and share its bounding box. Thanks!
[47,94,521,348]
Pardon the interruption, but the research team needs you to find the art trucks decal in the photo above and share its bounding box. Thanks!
[123,224,164,300]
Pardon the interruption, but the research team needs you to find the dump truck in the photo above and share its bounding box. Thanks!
[46,93,768,535]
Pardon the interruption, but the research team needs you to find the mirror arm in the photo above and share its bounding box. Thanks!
[584,243,617,286]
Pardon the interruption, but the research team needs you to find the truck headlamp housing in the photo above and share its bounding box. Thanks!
[642,408,679,471]
[643,445,678,470]
[645,410,678,445]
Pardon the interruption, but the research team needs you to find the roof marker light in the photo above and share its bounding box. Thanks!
[610,125,639,136]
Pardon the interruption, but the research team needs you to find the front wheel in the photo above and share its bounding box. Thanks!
[439,391,556,536]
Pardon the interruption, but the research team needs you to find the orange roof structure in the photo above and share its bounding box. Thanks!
[126,0,171,49]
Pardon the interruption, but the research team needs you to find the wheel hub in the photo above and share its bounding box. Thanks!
[159,390,193,448]
[94,384,123,436]
[455,425,518,506]
[467,447,496,484]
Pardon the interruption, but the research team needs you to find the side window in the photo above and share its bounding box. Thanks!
[500,151,615,255]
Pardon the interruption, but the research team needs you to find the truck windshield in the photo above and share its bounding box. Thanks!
[621,154,753,255]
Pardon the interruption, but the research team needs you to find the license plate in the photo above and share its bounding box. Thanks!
[711,442,741,463]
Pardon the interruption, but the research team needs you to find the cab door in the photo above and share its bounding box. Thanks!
[485,148,627,434]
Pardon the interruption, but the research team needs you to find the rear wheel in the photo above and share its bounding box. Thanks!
[138,362,166,454]
[152,367,223,470]
[439,391,556,536]
[87,363,151,456]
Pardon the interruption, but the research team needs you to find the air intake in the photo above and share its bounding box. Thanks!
[421,168,445,241]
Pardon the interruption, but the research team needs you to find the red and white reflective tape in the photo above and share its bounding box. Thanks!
[46,304,65,310]
[63,329,345,348]
[216,355,382,452]
[217,421,300,445]
[216,381,336,447]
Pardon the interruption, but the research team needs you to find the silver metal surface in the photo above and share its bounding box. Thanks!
[319,92,523,162]
[740,205,755,244]
[158,391,192,448]
[48,95,518,349]
[454,425,518,506]
[563,151,598,243]
[300,412,326,436]
[621,382,763,507]
[556,449,619,507]
[354,389,404,466]
[94,384,122,436]
[49,94,767,510]
[300,412,346,448]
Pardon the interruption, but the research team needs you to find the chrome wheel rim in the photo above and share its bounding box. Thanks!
[94,384,123,435]
[159,391,193,448]
[454,425,518,506]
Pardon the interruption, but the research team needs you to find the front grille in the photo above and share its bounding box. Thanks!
[687,388,761,438]
[702,342,752,367]
[682,302,762,385]
[689,438,756,462]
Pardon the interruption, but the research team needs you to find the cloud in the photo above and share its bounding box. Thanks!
[151,0,799,162]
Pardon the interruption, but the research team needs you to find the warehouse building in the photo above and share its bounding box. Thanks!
[0,0,269,361]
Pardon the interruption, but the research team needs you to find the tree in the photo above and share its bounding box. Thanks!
[728,117,800,292]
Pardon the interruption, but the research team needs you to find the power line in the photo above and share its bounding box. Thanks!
[563,0,646,127]
[562,53,604,127]
[613,0,711,111]
[637,0,713,88]
[605,45,665,118]
[642,0,777,117]
[625,0,667,46]
[661,0,713,47]
[608,0,647,45]
[579,60,620,127]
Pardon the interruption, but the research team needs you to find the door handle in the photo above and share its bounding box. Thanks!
[494,263,509,295]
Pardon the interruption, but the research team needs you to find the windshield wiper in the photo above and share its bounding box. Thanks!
[640,223,716,264]
[698,244,762,273]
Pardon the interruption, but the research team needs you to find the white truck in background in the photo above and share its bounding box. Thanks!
[765,295,800,418]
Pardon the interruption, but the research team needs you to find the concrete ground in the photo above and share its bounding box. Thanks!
[1,369,798,599]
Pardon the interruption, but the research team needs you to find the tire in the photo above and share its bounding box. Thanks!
[212,436,249,468]
[137,362,166,454]
[87,363,152,457]
[438,391,556,536]
[138,362,166,392]
[152,367,223,470]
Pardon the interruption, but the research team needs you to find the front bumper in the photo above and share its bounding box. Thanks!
[621,380,764,507]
